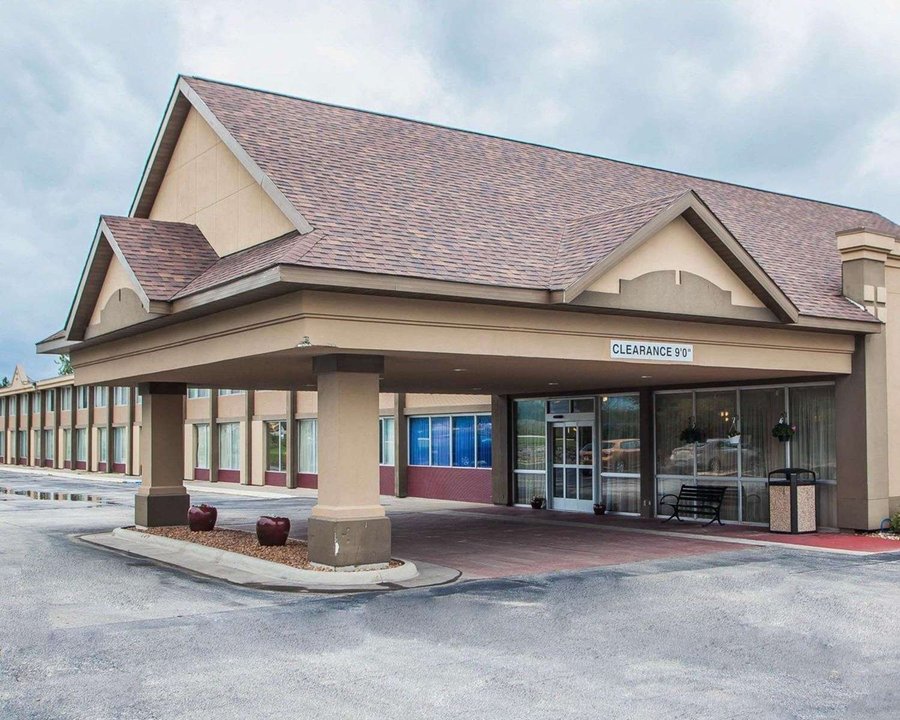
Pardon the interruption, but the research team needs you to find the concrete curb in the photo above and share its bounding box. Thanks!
[110,527,420,586]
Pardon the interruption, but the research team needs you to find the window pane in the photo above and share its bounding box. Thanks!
[515,472,546,504]
[409,417,430,466]
[452,416,475,468]
[600,394,640,474]
[695,391,738,477]
[740,388,786,478]
[266,421,286,471]
[299,419,317,473]
[655,392,693,476]
[515,400,545,471]
[789,386,836,480]
[476,415,492,468]
[218,423,240,470]
[380,418,395,466]
[432,416,451,466]
[547,399,569,415]
[194,424,209,469]
[571,398,595,414]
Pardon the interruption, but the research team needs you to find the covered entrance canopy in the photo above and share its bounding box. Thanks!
[39,75,900,566]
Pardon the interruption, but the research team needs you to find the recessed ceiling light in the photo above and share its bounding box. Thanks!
[452,368,467,372]
[472,387,482,391]
[548,382,559,386]
[641,375,652,379]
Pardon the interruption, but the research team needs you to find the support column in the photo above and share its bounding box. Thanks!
[208,391,219,482]
[835,230,893,529]
[307,355,389,569]
[393,392,408,497]
[285,391,298,488]
[491,394,511,505]
[125,387,135,475]
[135,383,189,527]
[240,391,254,485]
[639,388,655,519]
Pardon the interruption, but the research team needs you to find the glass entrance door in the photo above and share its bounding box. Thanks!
[550,421,594,512]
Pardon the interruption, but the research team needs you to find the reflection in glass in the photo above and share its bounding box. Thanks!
[789,386,836,480]
[603,477,640,513]
[515,472,545,503]
[695,391,737,477]
[741,478,769,524]
[565,426,577,465]
[514,400,546,472]
[740,388,786,478]
[553,468,564,497]
[579,469,592,499]
[655,393,693,476]
[565,468,577,498]
[600,395,641,474]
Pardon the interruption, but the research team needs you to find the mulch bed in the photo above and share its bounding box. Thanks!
[135,526,401,571]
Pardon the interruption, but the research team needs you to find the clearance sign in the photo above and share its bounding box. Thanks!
[610,340,694,363]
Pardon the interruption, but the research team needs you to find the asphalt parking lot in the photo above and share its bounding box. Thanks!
[2,468,900,719]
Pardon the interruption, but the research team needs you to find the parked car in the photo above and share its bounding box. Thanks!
[666,438,758,476]
[601,438,640,473]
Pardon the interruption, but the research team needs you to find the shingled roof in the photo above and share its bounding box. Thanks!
[134,76,899,322]
[102,216,219,301]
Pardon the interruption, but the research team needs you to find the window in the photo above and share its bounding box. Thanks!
[18,430,27,459]
[75,429,87,462]
[94,387,108,408]
[19,395,28,417]
[0,432,5,459]
[218,423,240,470]
[379,417,395,466]
[0,398,4,417]
[62,429,72,462]
[114,387,130,406]
[7,397,14,418]
[113,427,127,465]
[34,393,41,414]
[43,430,54,461]
[408,414,492,468]
[33,429,40,458]
[135,389,142,405]
[599,394,641,514]
[60,387,72,411]
[97,427,108,464]
[45,389,55,412]
[188,388,211,399]
[218,389,244,396]
[77,387,89,409]
[298,419,317,473]
[193,424,209,469]
[266,421,287,472]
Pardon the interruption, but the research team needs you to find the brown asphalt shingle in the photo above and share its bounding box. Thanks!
[101,216,219,300]
[128,77,900,322]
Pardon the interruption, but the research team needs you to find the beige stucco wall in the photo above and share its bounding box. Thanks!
[254,390,284,418]
[89,255,139,327]
[406,393,491,412]
[148,107,295,256]
[887,261,900,503]
[589,216,765,308]
[251,419,265,485]
[216,393,245,418]
[185,397,209,421]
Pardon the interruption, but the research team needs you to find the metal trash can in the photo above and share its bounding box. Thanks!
[767,468,817,534]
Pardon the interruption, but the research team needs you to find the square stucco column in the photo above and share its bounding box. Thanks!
[491,394,511,505]
[135,383,189,527]
[307,355,390,569]
[834,230,894,529]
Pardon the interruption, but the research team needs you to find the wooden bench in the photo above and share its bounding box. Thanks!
[659,484,727,527]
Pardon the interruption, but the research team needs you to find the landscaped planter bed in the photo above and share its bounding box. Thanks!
[137,526,402,572]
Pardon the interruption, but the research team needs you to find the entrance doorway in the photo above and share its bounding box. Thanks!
[549,421,594,512]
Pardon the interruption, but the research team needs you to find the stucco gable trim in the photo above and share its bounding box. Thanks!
[128,76,314,239]
[64,220,169,342]
[562,190,800,323]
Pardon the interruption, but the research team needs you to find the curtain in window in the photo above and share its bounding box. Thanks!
[739,388,786,478]
[409,417,430,465]
[266,421,286,471]
[431,416,451,466]
[789,386,836,480]
[380,418,395,466]
[655,393,693,477]
[193,424,209,469]
[113,427,126,464]
[476,415,492,468]
[452,416,475,468]
[218,423,240,470]
[299,419,317,473]
[76,429,87,461]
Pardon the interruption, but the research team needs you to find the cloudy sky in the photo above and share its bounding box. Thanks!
[2,0,899,379]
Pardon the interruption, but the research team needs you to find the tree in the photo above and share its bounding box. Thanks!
[56,354,73,376]
[0,376,8,388]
